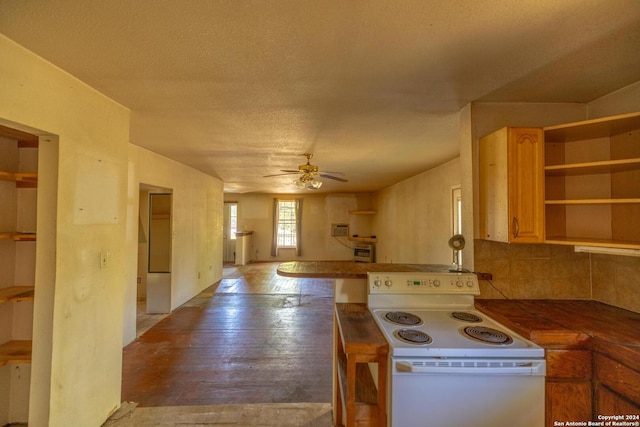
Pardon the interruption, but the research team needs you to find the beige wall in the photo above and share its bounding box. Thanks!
[373,158,462,265]
[0,34,130,426]
[225,159,465,267]
[589,80,640,118]
[0,34,225,426]
[124,146,224,345]
[224,193,373,262]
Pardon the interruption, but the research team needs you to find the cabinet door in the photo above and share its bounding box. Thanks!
[546,381,592,426]
[479,127,544,243]
[508,127,545,243]
[596,385,640,418]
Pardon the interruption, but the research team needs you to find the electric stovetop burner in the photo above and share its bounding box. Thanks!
[451,311,482,323]
[395,328,432,345]
[385,311,423,326]
[462,326,513,345]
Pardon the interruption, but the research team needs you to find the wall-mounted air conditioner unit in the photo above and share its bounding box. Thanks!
[331,223,349,237]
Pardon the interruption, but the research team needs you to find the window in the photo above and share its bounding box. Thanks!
[451,186,462,265]
[452,186,462,236]
[229,204,237,240]
[271,198,302,257]
[276,200,297,247]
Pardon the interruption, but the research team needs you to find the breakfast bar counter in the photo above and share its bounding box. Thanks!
[277,261,454,279]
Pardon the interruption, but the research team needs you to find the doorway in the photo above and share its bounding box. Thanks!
[137,187,173,318]
[223,202,237,264]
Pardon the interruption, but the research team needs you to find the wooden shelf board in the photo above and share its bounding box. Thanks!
[348,237,377,243]
[0,171,38,186]
[545,158,640,176]
[545,198,640,205]
[0,124,38,144]
[348,210,377,215]
[0,171,15,182]
[0,286,34,303]
[14,233,36,241]
[0,232,37,241]
[545,237,640,250]
[0,340,32,366]
[544,112,640,142]
[336,348,378,416]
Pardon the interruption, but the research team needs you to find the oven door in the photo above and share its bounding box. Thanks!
[390,358,546,427]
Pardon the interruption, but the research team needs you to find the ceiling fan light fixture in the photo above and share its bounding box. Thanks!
[293,175,323,190]
[266,153,344,190]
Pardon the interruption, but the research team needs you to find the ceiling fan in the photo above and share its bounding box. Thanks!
[264,153,348,190]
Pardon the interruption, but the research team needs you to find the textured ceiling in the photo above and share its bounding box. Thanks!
[1,0,640,193]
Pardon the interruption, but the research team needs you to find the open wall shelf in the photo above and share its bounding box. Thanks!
[543,112,640,249]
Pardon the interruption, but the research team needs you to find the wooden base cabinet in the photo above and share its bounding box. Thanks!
[596,386,640,418]
[546,351,640,423]
[547,382,592,424]
[594,353,640,416]
[545,349,593,425]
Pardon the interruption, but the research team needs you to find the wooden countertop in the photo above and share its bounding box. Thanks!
[277,261,455,278]
[475,299,640,370]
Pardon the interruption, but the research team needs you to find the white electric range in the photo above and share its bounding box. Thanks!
[367,267,546,427]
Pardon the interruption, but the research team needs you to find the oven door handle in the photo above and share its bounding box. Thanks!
[396,360,546,375]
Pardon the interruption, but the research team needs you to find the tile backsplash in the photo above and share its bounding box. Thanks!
[474,239,640,313]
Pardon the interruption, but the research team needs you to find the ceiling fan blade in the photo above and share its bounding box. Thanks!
[263,172,299,177]
[319,173,348,182]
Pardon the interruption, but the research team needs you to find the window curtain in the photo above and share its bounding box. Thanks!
[295,198,302,256]
[271,198,278,257]
[271,198,303,257]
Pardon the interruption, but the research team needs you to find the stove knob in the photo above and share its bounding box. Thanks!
[374,279,382,288]
[466,280,474,287]
[384,279,393,287]
[456,280,464,288]
[433,279,441,287]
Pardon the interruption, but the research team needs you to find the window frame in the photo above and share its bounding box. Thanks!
[276,199,298,249]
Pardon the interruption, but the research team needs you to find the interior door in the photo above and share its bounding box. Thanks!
[223,202,237,263]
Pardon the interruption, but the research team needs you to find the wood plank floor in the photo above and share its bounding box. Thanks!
[121,263,334,407]
[104,402,333,426]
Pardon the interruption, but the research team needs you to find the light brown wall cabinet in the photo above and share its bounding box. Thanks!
[0,125,38,425]
[479,127,545,243]
[544,112,640,249]
[479,112,640,249]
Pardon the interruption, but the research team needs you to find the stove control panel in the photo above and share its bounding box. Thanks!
[367,271,480,295]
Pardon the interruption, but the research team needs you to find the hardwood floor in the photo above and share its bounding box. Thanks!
[122,263,334,407]
[104,402,333,426]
